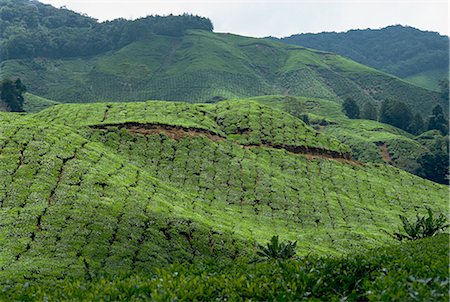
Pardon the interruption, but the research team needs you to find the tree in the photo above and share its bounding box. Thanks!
[416,134,449,184]
[0,78,26,112]
[379,99,413,132]
[427,105,448,135]
[360,102,378,120]
[342,97,360,119]
[438,79,449,102]
[408,113,425,135]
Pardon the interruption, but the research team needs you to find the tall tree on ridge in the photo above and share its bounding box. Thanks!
[342,97,360,119]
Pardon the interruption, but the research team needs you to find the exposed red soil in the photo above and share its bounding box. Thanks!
[91,122,225,142]
[90,123,361,165]
[380,143,392,162]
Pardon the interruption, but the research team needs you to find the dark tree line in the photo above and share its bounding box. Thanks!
[342,97,448,136]
[0,78,26,112]
[0,0,213,60]
[342,96,449,184]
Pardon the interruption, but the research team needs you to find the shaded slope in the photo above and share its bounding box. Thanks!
[23,92,59,112]
[1,30,444,116]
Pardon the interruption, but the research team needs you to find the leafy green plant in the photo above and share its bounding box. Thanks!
[395,208,449,240]
[254,235,297,262]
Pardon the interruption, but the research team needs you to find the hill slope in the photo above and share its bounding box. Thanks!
[250,95,449,182]
[275,25,449,91]
[0,1,445,116]
[0,101,447,286]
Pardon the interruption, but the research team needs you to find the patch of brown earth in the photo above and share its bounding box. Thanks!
[91,123,361,165]
[380,143,392,162]
[91,122,225,142]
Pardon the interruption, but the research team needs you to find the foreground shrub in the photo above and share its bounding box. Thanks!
[395,208,449,240]
[1,235,448,301]
[254,235,297,262]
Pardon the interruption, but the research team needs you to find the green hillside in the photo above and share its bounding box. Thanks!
[275,25,449,91]
[23,93,58,112]
[0,2,445,117]
[0,29,445,117]
[404,67,449,91]
[0,101,447,292]
[251,95,448,180]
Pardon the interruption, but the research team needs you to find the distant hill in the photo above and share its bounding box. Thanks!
[274,25,449,91]
[0,1,445,117]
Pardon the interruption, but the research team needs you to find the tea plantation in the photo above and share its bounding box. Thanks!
[0,100,447,300]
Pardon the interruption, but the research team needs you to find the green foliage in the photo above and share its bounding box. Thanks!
[342,97,360,119]
[276,25,449,91]
[0,19,443,118]
[395,209,449,240]
[408,113,425,135]
[379,99,413,132]
[254,235,297,262]
[438,79,449,101]
[427,105,448,135]
[1,234,448,301]
[360,101,377,120]
[0,77,26,112]
[0,0,213,60]
[415,133,449,184]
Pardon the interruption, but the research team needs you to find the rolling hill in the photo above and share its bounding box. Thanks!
[0,1,445,117]
[1,30,445,118]
[0,1,448,300]
[0,100,447,291]
[250,95,448,181]
[275,25,449,91]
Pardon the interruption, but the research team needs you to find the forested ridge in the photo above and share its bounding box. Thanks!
[0,0,213,60]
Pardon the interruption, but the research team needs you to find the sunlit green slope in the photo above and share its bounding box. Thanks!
[251,95,445,175]
[1,30,444,116]
[0,100,447,285]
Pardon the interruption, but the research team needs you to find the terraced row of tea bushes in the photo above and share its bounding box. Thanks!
[3,234,447,301]
[0,120,248,283]
[209,100,349,154]
[251,95,439,174]
[33,100,350,155]
[84,125,447,254]
[33,101,223,134]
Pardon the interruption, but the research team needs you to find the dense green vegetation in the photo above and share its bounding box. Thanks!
[0,98,447,299]
[251,95,449,183]
[0,77,26,111]
[275,25,449,91]
[0,0,212,60]
[22,92,58,112]
[2,234,448,301]
[0,2,447,299]
[0,2,444,118]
